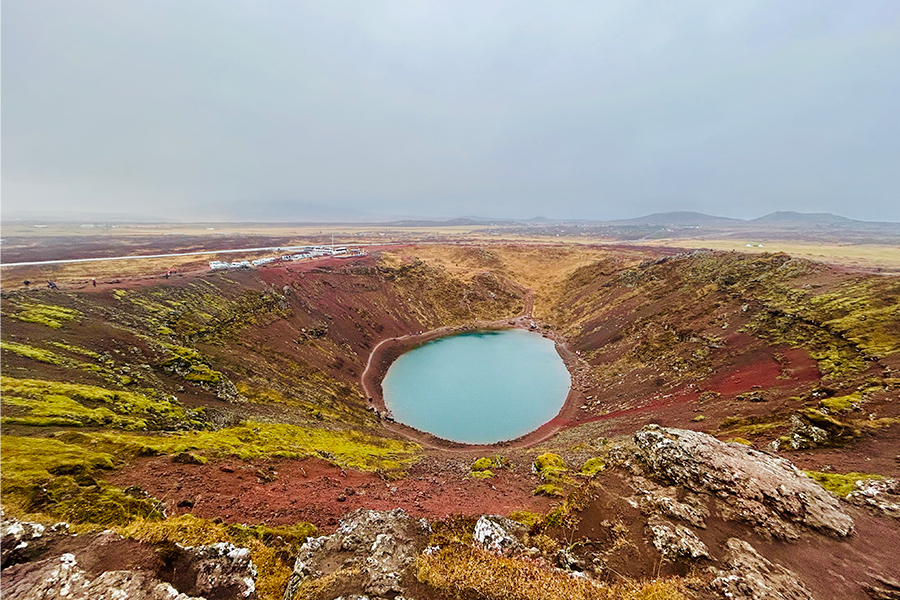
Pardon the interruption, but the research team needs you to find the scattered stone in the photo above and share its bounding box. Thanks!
[473,515,525,556]
[646,516,709,561]
[634,425,854,538]
[711,538,814,600]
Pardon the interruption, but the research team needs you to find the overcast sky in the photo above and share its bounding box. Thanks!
[3,1,899,221]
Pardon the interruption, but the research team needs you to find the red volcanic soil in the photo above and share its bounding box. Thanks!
[110,455,554,533]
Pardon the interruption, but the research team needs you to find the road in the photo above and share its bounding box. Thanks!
[0,245,320,268]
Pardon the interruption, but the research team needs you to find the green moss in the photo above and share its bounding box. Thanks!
[533,452,566,473]
[1,393,146,429]
[1,416,84,427]
[8,302,82,328]
[57,421,421,472]
[509,510,544,529]
[0,377,184,425]
[820,391,864,413]
[47,341,101,358]
[534,483,565,497]
[805,471,885,497]
[470,470,493,479]
[726,437,753,446]
[691,415,706,422]
[579,457,605,476]
[472,457,494,471]
[1,341,65,364]
[0,435,117,491]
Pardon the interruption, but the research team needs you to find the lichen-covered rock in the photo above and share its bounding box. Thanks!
[711,538,814,600]
[1,553,202,600]
[847,478,900,519]
[188,542,257,599]
[473,515,525,556]
[283,508,429,600]
[1,516,48,568]
[646,516,709,560]
[634,425,853,538]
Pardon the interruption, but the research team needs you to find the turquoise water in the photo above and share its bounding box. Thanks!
[382,329,571,444]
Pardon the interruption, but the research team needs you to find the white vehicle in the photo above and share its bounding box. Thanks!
[230,260,251,268]
[209,261,229,270]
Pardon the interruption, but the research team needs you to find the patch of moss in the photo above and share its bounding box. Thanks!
[47,341,101,358]
[58,421,421,472]
[1,393,147,430]
[533,452,567,475]
[470,470,493,479]
[534,483,565,497]
[472,457,494,471]
[1,341,65,364]
[0,435,159,525]
[0,377,184,426]
[820,391,865,413]
[8,302,82,328]
[805,471,885,497]
[579,457,605,476]
[726,437,753,446]
[508,510,544,529]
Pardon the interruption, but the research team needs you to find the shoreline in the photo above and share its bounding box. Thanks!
[360,314,586,451]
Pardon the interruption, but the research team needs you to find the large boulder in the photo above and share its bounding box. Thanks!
[283,508,429,600]
[634,425,853,538]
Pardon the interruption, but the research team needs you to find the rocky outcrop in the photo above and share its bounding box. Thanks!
[283,508,429,600]
[711,538,815,600]
[473,515,526,556]
[2,553,202,600]
[634,425,854,538]
[1,515,258,600]
[847,478,900,519]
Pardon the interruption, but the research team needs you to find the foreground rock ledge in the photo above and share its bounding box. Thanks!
[634,424,854,538]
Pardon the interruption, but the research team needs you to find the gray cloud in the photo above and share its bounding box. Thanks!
[3,0,899,221]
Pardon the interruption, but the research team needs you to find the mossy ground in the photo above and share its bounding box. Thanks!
[417,544,691,600]
[805,470,885,497]
[5,302,82,328]
[0,376,187,429]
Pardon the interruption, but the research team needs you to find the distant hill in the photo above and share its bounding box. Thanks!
[608,211,743,226]
[750,211,860,226]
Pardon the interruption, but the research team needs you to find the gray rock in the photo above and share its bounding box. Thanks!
[634,425,853,538]
[1,553,202,600]
[284,509,429,600]
[646,516,709,560]
[711,538,814,600]
[473,515,525,556]
[847,479,900,519]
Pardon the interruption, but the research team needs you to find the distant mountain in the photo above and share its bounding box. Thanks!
[608,211,743,226]
[750,211,860,226]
